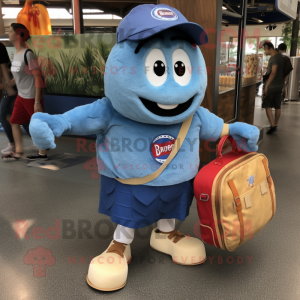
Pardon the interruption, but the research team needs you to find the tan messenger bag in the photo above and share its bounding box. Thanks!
[194,135,276,251]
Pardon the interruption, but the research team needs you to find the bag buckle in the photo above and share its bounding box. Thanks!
[200,194,209,201]
[234,197,241,207]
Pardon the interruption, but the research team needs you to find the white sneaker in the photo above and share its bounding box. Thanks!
[1,144,15,155]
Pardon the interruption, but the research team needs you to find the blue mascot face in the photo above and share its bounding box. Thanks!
[104,29,207,125]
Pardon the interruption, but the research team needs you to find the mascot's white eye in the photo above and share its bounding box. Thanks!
[172,49,192,86]
[145,49,167,86]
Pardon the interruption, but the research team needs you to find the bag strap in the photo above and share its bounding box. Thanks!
[115,115,193,185]
[24,49,33,66]
[228,179,245,245]
[262,158,275,218]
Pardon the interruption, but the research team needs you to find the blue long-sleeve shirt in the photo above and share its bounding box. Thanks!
[33,97,224,186]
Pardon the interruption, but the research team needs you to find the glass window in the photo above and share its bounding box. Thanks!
[219,37,238,94]
[276,37,284,46]
[245,38,258,55]
[229,38,238,64]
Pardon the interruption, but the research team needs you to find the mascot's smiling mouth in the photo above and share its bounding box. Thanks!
[140,96,194,117]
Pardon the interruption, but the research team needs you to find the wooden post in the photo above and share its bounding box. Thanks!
[72,0,84,34]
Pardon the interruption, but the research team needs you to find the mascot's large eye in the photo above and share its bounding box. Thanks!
[172,49,192,86]
[174,61,185,77]
[145,49,167,86]
[154,60,165,76]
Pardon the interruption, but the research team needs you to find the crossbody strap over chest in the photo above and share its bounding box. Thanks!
[115,115,193,185]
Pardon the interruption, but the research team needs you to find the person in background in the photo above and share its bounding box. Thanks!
[262,42,284,135]
[275,48,279,52]
[278,43,289,57]
[0,42,18,154]
[0,42,31,155]
[278,43,290,103]
[2,23,47,161]
[259,40,270,107]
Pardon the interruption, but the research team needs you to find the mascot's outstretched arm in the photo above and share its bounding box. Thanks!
[29,97,114,150]
[197,106,259,152]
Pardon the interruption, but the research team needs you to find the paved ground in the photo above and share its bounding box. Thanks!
[0,98,300,300]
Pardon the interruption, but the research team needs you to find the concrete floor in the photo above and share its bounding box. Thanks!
[0,98,300,300]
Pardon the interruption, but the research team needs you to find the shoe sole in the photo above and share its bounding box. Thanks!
[266,131,276,135]
[86,257,131,292]
[150,245,207,266]
[27,157,48,161]
[86,275,126,292]
[1,151,15,155]
[2,157,20,161]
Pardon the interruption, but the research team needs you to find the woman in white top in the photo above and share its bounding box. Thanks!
[2,23,47,161]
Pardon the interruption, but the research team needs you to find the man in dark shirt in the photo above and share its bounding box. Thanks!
[278,43,290,103]
[262,42,284,134]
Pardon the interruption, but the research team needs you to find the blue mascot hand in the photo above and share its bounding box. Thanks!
[29,113,70,150]
[29,118,56,149]
[229,122,260,152]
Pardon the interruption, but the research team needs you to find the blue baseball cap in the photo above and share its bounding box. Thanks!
[117,4,208,46]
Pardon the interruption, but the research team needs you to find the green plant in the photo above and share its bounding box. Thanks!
[31,35,114,97]
[79,44,94,70]
[46,50,85,95]
[282,22,300,50]
[44,42,111,97]
[97,41,111,62]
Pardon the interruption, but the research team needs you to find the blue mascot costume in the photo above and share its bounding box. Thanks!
[30,4,259,291]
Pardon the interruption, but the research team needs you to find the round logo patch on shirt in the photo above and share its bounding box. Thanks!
[151,134,176,164]
[151,8,178,21]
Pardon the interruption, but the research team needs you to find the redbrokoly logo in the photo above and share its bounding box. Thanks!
[24,246,56,277]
